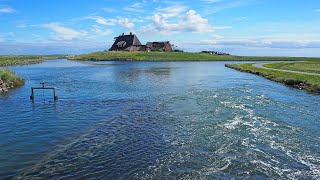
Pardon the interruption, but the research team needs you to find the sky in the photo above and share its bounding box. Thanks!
[0,0,319,56]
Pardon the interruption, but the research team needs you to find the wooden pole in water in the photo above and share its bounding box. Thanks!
[53,87,58,100]
[30,87,34,100]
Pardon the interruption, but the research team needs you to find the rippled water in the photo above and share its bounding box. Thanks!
[0,59,319,179]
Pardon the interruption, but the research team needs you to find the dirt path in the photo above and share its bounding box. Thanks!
[252,63,320,76]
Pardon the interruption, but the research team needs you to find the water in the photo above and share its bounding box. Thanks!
[0,59,319,179]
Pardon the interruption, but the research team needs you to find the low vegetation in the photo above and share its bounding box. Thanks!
[0,69,25,92]
[70,51,320,61]
[0,55,66,66]
[264,61,320,74]
[225,63,320,93]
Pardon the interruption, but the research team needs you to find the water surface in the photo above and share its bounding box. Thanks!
[0,59,319,179]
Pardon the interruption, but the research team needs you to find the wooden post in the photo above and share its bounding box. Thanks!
[30,87,34,100]
[53,88,58,100]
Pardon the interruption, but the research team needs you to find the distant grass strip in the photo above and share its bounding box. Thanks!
[0,69,25,92]
[264,61,320,74]
[225,63,320,93]
[70,51,320,61]
[0,55,65,66]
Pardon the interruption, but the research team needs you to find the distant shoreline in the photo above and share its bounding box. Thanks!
[0,55,66,66]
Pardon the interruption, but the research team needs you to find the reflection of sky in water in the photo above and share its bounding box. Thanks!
[0,59,319,179]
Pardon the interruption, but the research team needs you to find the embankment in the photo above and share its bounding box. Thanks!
[0,69,25,92]
[225,63,320,94]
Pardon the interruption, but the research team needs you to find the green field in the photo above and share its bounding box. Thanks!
[0,69,25,90]
[0,55,65,66]
[226,63,320,93]
[70,51,320,61]
[264,61,320,74]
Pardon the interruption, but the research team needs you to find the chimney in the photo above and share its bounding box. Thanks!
[122,33,124,36]
[130,32,132,35]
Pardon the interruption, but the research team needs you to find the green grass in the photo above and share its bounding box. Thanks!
[70,51,320,61]
[225,63,320,93]
[0,55,66,66]
[0,68,25,87]
[264,61,320,74]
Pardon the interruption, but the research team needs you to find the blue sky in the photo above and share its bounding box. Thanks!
[0,0,319,56]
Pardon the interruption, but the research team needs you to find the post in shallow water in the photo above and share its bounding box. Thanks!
[30,82,58,101]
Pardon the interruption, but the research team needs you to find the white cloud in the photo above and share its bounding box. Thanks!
[86,16,135,29]
[315,9,320,12]
[124,1,147,13]
[0,7,15,13]
[90,25,113,36]
[155,5,188,18]
[43,23,87,40]
[117,18,135,28]
[142,9,230,34]
[86,16,116,26]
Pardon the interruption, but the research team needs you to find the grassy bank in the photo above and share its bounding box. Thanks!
[70,51,320,61]
[264,61,320,74]
[0,55,66,66]
[0,69,25,92]
[225,63,320,93]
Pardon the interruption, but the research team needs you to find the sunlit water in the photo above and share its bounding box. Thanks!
[0,59,319,179]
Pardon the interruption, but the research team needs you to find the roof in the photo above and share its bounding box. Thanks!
[146,41,172,50]
[146,41,170,47]
[109,33,142,51]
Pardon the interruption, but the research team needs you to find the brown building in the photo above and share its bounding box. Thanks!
[146,41,173,51]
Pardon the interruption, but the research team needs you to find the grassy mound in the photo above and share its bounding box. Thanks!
[70,51,320,61]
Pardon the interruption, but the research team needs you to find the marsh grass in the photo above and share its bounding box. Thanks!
[226,63,320,93]
[264,61,320,74]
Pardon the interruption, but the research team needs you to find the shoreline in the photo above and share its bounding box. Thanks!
[0,59,45,66]
[0,55,66,67]
[225,63,320,94]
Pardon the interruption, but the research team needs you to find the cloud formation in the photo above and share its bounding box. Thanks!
[0,7,15,13]
[141,8,230,34]
[86,16,135,29]
[43,23,87,40]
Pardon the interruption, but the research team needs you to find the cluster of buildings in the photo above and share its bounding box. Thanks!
[109,32,173,52]
[201,51,231,56]
[108,33,231,55]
